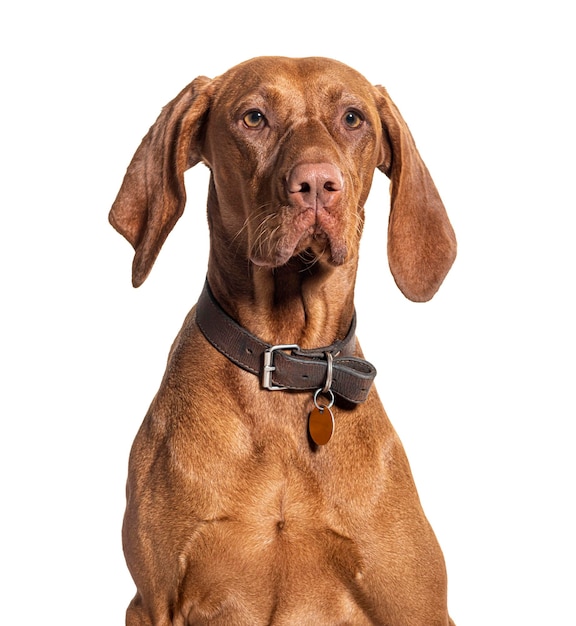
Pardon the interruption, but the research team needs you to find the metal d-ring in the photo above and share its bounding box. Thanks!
[322,351,334,394]
[313,387,335,410]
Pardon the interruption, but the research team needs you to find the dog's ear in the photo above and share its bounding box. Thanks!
[109,76,213,287]
[374,86,456,302]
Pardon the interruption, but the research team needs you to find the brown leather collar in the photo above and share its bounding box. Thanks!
[195,281,376,404]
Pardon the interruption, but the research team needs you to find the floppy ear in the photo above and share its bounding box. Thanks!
[109,76,213,287]
[374,85,456,302]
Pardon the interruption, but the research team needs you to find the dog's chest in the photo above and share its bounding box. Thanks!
[176,446,381,624]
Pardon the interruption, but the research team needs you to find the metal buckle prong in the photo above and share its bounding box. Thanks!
[262,344,299,391]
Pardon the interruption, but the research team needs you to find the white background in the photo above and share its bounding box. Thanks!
[2,1,574,624]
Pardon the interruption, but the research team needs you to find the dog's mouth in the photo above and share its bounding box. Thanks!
[249,209,348,269]
[298,226,348,265]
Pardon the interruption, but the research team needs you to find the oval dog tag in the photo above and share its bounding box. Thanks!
[308,406,335,446]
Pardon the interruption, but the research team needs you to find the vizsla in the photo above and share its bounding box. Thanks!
[110,56,457,626]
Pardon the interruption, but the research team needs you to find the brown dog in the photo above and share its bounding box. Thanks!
[110,56,457,626]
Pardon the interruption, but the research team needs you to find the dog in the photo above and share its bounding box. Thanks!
[110,56,457,626]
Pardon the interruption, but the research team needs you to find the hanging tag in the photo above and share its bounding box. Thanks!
[309,388,336,445]
[309,405,335,445]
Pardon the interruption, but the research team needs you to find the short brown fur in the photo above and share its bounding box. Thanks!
[110,56,457,625]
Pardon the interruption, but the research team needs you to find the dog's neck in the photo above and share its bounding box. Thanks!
[206,256,357,350]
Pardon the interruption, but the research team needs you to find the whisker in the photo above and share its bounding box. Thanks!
[251,216,274,259]
[231,205,281,259]
[231,204,275,245]
[297,247,322,271]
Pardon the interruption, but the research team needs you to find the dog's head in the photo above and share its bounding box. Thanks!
[110,56,456,302]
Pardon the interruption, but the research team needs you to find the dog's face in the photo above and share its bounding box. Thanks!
[110,56,456,301]
[201,57,387,269]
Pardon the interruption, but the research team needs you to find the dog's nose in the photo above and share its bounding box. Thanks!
[287,163,343,209]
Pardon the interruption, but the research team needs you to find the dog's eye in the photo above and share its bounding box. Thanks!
[343,110,364,129]
[243,110,266,129]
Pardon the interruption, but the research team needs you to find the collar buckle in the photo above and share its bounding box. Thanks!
[262,344,300,391]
